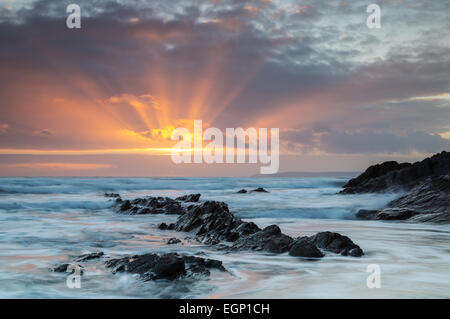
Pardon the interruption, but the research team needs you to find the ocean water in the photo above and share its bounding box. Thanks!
[0,177,449,298]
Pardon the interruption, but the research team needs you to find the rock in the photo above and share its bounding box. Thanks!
[252,187,269,193]
[116,196,186,215]
[114,195,364,258]
[230,225,293,253]
[74,252,104,262]
[158,222,168,230]
[236,189,247,193]
[357,175,450,224]
[340,151,450,194]
[167,237,182,245]
[105,193,120,198]
[309,232,364,257]
[105,253,226,281]
[174,201,255,242]
[52,263,84,275]
[289,237,324,258]
[356,209,380,220]
[176,194,201,202]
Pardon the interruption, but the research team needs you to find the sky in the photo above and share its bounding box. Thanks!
[0,0,449,176]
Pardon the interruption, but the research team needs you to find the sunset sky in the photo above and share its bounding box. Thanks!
[0,0,449,176]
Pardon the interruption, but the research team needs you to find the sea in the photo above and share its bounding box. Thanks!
[0,176,449,298]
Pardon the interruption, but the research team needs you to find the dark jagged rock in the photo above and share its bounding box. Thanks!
[230,225,293,253]
[174,201,260,243]
[252,187,269,193]
[309,232,364,257]
[356,175,450,224]
[289,237,324,258]
[167,238,182,245]
[74,252,104,262]
[176,194,201,202]
[117,196,186,215]
[236,189,247,193]
[340,151,450,194]
[105,193,121,198]
[113,195,364,258]
[105,253,226,281]
[158,222,168,230]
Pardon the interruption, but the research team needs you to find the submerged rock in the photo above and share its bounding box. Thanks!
[51,263,84,275]
[236,189,247,194]
[105,253,226,281]
[252,187,269,193]
[74,252,104,262]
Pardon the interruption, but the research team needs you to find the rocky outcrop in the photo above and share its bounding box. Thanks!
[340,151,450,194]
[112,194,364,257]
[230,225,293,253]
[309,232,364,257]
[252,187,269,193]
[176,194,201,202]
[236,189,247,194]
[173,201,363,257]
[289,237,324,258]
[115,196,187,215]
[356,174,450,224]
[174,201,261,243]
[105,253,226,281]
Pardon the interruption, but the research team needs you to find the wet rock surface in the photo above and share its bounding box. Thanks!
[309,232,364,257]
[176,194,201,202]
[230,225,293,253]
[115,195,191,215]
[105,253,226,281]
[341,151,450,194]
[289,237,324,258]
[112,194,364,258]
[174,201,261,243]
[356,174,450,224]
[342,151,450,224]
[252,187,269,193]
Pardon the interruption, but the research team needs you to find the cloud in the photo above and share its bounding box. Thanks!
[0,124,9,134]
[1,162,114,171]
[0,0,449,166]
